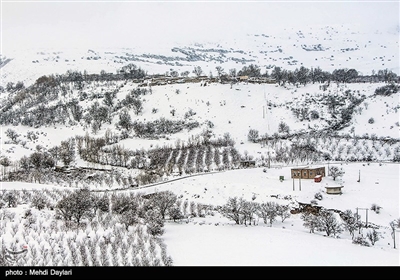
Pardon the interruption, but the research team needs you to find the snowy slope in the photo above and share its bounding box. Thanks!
[1,24,398,87]
[0,14,399,267]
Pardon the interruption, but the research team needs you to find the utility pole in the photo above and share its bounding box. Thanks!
[356,207,360,233]
[268,152,271,169]
[299,176,301,191]
[389,220,400,249]
[356,207,369,232]
[357,170,360,183]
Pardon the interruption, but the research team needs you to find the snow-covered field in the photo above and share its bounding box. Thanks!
[1,162,398,266]
[127,162,400,266]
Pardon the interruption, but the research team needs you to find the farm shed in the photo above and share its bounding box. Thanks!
[314,175,323,183]
[291,166,325,179]
[325,185,344,195]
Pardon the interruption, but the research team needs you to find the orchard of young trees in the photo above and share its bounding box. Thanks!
[0,188,183,266]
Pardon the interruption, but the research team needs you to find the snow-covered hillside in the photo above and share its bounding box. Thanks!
[1,24,399,87]
[1,2,399,268]
[1,81,399,170]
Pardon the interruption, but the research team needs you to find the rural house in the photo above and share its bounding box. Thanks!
[238,75,249,82]
[291,166,326,179]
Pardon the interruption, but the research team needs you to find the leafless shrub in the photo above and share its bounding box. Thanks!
[370,203,382,214]
[366,228,380,246]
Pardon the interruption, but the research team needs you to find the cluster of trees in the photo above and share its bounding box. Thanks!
[55,65,146,87]
[76,134,136,168]
[83,101,111,133]
[269,66,398,86]
[129,118,200,139]
[54,189,168,236]
[372,69,398,83]
[0,99,84,127]
[2,60,397,132]
[75,130,240,181]
[137,144,240,185]
[54,189,211,235]
[237,64,262,78]
[301,208,343,237]
[219,196,392,246]
[252,130,400,165]
[19,151,55,173]
[0,187,214,231]
[212,65,396,86]
[219,197,291,226]
[374,83,399,97]
[120,88,148,113]
[3,144,69,183]
[2,81,25,93]
[117,64,147,80]
[287,88,365,131]
[302,207,389,247]
[48,138,76,167]
[7,138,76,182]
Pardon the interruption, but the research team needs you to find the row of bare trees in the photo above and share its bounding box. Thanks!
[219,197,291,226]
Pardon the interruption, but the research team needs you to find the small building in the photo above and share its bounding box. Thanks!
[238,75,249,82]
[291,166,326,179]
[314,175,323,183]
[240,160,256,168]
[130,182,139,188]
[325,185,344,195]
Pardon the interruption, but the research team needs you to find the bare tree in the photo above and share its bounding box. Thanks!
[278,121,290,134]
[149,191,177,220]
[132,98,143,115]
[341,209,360,240]
[328,166,345,181]
[366,228,380,246]
[276,204,291,222]
[119,207,139,230]
[168,205,184,222]
[301,212,320,233]
[56,188,93,225]
[5,128,19,143]
[144,209,165,236]
[4,191,18,208]
[247,129,259,143]
[192,66,203,77]
[31,193,48,211]
[258,202,278,227]
[220,197,243,225]
[316,209,343,237]
[240,200,259,225]
[215,66,225,78]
